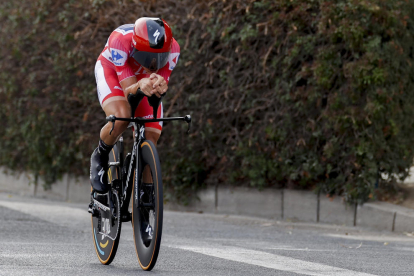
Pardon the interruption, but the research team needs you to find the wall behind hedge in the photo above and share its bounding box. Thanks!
[1,0,414,204]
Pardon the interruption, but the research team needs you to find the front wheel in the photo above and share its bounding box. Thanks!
[132,140,163,271]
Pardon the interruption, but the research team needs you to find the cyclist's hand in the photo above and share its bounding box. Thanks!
[150,73,168,98]
[138,78,158,97]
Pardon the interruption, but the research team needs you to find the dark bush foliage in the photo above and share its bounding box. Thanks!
[1,0,414,204]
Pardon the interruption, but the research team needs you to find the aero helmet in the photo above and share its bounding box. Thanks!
[131,17,173,71]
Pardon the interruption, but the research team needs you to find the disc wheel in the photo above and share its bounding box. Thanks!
[91,144,122,265]
[132,140,163,271]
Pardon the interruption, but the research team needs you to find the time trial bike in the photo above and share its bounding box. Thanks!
[88,89,191,270]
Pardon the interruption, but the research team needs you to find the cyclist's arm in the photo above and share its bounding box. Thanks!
[120,76,158,97]
[120,76,138,96]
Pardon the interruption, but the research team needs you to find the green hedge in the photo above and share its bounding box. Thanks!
[1,0,414,204]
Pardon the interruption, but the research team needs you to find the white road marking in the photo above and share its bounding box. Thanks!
[168,242,378,276]
[392,247,414,252]
[265,247,336,252]
[0,241,85,246]
[326,234,414,243]
[193,238,337,252]
[0,253,69,258]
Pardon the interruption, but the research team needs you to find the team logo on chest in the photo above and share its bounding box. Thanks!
[111,49,128,66]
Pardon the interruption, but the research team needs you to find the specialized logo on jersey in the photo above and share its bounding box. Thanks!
[169,53,180,70]
[134,66,144,75]
[111,49,127,66]
[134,66,151,75]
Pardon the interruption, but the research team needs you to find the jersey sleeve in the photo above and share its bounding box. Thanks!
[108,37,135,82]
[157,39,180,84]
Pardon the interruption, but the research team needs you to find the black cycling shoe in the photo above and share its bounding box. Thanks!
[90,147,109,193]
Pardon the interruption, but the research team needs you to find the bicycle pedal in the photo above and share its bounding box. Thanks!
[88,205,99,217]
[88,207,94,214]
[121,212,132,222]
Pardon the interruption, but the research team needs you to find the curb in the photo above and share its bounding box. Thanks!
[166,187,414,233]
[1,168,413,233]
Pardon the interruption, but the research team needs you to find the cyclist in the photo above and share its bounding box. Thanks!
[89,17,180,207]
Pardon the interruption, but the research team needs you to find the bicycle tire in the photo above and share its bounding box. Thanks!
[132,140,163,271]
[91,143,122,265]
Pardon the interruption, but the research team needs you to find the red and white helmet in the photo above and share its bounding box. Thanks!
[131,17,173,71]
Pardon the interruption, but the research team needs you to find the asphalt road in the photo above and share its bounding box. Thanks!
[0,193,414,276]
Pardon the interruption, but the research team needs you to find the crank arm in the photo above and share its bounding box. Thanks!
[97,231,117,241]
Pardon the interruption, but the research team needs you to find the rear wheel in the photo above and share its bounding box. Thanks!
[91,144,122,265]
[132,140,163,271]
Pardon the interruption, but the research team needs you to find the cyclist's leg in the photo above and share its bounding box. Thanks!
[96,59,131,143]
[91,60,130,194]
[100,100,130,145]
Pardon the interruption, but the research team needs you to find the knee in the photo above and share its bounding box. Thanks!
[111,107,130,135]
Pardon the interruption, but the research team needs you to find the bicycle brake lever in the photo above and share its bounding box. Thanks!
[109,122,115,135]
[184,115,191,134]
[106,115,116,135]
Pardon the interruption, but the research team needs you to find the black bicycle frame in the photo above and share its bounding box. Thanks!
[106,89,191,214]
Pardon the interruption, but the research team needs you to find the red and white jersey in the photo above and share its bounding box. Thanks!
[97,24,180,83]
